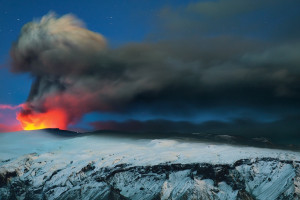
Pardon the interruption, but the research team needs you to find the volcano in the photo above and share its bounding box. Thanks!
[1,1,300,199]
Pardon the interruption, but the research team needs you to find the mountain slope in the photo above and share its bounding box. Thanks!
[0,130,299,199]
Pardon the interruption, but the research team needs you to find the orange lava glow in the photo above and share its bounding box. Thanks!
[17,108,68,130]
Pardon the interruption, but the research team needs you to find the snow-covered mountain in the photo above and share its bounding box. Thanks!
[0,130,299,200]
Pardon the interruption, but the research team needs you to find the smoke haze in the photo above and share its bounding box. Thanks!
[9,1,300,135]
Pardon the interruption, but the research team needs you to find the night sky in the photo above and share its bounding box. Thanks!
[0,0,300,141]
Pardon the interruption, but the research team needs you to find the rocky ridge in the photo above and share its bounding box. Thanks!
[0,154,299,200]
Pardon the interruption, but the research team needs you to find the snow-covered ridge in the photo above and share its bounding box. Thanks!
[0,130,300,199]
[1,154,299,200]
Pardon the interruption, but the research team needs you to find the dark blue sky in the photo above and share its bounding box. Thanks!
[1,0,300,132]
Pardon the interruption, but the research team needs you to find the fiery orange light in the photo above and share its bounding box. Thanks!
[17,108,68,130]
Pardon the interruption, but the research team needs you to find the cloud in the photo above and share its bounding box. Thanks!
[90,116,300,145]
[0,104,22,110]
[186,0,273,18]
[10,7,300,129]
[11,12,107,76]
[159,0,300,40]
[0,123,22,133]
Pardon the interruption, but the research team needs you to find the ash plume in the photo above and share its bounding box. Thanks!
[10,7,300,129]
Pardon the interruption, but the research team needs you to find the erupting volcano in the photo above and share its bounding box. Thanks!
[0,9,299,137]
[17,106,68,130]
[1,1,300,199]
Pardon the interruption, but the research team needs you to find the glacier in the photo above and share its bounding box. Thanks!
[0,130,299,200]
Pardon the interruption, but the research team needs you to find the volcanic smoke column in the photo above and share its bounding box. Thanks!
[11,13,107,130]
[10,12,300,131]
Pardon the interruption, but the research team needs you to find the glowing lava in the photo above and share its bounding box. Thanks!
[17,108,68,130]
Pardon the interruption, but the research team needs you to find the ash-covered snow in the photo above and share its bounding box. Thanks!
[0,130,299,199]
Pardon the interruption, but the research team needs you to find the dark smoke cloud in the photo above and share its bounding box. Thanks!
[159,0,300,40]
[90,116,300,145]
[10,1,300,128]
